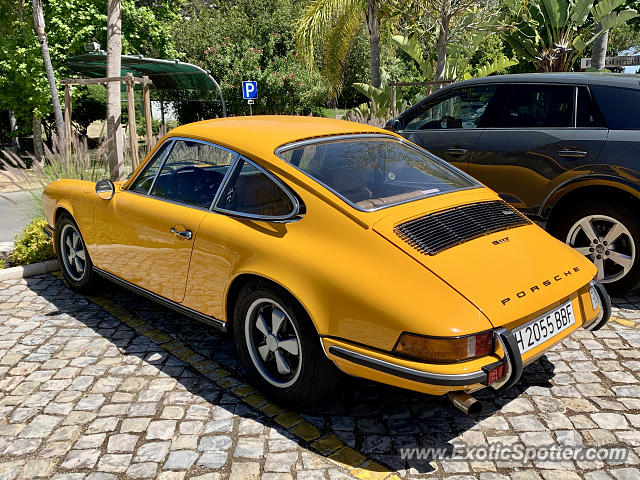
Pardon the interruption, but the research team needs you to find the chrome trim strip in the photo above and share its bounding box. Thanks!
[93,267,227,332]
[42,225,54,238]
[274,134,482,213]
[209,153,241,211]
[147,139,175,195]
[327,345,487,386]
[212,155,302,222]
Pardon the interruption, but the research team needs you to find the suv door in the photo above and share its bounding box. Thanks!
[398,85,504,171]
[94,138,236,303]
[468,84,607,217]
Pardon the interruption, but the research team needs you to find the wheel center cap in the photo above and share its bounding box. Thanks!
[595,244,606,254]
[266,334,278,352]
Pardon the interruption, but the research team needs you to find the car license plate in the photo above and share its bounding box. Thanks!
[513,300,575,354]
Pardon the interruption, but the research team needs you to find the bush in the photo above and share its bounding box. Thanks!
[12,217,55,266]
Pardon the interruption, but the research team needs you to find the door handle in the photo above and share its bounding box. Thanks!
[170,227,193,240]
[557,149,587,158]
[446,147,469,156]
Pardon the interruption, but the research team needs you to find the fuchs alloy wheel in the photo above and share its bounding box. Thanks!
[55,214,96,292]
[556,201,640,296]
[245,298,303,388]
[233,281,339,407]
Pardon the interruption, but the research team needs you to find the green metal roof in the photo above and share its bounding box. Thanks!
[64,53,226,115]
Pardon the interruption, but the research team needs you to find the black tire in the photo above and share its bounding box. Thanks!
[233,280,339,408]
[55,214,97,293]
[554,201,640,296]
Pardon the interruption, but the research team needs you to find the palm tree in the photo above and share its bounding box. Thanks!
[503,0,637,72]
[106,0,125,179]
[32,0,65,153]
[296,0,383,97]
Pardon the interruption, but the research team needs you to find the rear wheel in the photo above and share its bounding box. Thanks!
[555,201,640,296]
[233,281,339,407]
[55,214,97,292]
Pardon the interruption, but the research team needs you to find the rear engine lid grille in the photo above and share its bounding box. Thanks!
[394,200,531,255]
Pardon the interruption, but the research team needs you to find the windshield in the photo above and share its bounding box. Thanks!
[277,136,479,211]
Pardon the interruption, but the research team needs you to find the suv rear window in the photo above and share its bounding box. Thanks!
[499,85,574,128]
[590,85,640,130]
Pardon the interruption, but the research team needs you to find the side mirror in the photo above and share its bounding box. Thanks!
[384,118,402,132]
[95,179,115,200]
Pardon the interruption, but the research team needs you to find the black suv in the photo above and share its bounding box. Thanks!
[388,73,640,294]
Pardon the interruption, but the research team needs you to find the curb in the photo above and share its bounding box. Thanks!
[0,259,59,281]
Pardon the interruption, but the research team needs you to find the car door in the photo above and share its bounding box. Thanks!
[182,156,299,319]
[398,84,504,172]
[468,84,607,216]
[94,138,236,303]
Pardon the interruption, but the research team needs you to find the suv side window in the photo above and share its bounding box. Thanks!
[499,85,574,128]
[129,140,171,194]
[576,87,605,128]
[590,85,640,129]
[150,140,236,208]
[216,158,295,218]
[405,86,500,130]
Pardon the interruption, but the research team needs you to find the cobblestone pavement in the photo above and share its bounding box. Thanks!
[1,274,640,479]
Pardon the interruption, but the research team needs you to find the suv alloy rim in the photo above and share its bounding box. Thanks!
[566,214,635,283]
[60,224,87,282]
[245,298,302,388]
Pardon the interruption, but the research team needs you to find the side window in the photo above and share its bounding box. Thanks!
[405,86,499,130]
[150,140,236,208]
[129,141,171,194]
[577,87,605,128]
[590,85,640,130]
[216,159,295,218]
[499,85,574,128]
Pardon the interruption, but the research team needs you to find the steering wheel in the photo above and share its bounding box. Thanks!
[439,115,461,129]
[166,165,207,195]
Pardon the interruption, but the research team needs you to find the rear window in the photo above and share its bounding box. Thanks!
[278,136,479,211]
[590,85,640,130]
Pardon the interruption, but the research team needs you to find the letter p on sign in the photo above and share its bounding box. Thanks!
[242,81,258,100]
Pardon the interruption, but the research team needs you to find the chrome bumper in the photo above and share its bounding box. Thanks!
[584,281,611,331]
[329,327,523,391]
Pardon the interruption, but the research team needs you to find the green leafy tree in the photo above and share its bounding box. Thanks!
[296,0,386,97]
[502,0,637,72]
[172,0,327,118]
[0,0,181,148]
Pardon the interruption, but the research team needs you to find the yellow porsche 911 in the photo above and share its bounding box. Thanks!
[43,116,610,411]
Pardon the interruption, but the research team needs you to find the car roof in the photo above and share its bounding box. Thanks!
[447,72,640,89]
[169,115,392,159]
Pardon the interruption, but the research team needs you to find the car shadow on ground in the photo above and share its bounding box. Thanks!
[26,274,557,476]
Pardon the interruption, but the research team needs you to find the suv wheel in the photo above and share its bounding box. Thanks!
[556,201,640,296]
[233,281,339,407]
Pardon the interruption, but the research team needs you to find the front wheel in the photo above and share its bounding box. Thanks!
[555,201,640,296]
[55,214,97,292]
[233,282,339,407]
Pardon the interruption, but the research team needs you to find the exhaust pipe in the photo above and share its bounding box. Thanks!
[448,391,482,416]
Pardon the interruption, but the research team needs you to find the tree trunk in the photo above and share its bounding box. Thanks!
[591,23,609,71]
[366,0,381,89]
[8,111,20,151]
[106,0,125,180]
[32,113,44,162]
[435,0,452,82]
[32,0,65,152]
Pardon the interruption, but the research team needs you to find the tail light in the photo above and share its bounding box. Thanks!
[393,330,494,363]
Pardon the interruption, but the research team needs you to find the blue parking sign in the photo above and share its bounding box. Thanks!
[242,81,258,99]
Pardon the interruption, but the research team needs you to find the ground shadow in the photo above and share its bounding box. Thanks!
[25,273,557,476]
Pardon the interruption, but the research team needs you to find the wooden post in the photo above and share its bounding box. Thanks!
[142,75,153,153]
[391,85,397,118]
[125,73,138,169]
[64,84,72,162]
